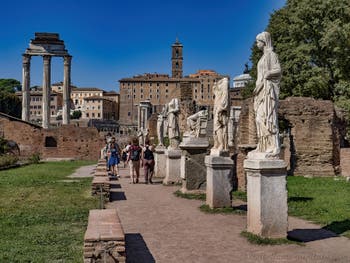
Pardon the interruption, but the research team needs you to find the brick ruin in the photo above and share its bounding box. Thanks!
[235,97,348,190]
[0,112,104,161]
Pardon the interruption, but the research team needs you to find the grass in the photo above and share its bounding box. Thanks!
[199,204,246,215]
[287,176,350,238]
[241,231,302,246]
[0,160,98,262]
[174,190,206,200]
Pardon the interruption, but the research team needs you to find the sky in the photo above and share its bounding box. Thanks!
[0,0,286,92]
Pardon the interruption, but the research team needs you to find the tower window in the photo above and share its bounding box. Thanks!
[176,62,179,69]
[176,50,179,58]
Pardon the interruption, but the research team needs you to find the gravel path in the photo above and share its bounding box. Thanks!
[104,166,350,263]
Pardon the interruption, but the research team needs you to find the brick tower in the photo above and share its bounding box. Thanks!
[171,38,183,78]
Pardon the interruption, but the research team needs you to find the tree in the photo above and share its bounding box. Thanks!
[0,91,21,118]
[71,110,82,119]
[247,0,350,102]
[0,79,21,93]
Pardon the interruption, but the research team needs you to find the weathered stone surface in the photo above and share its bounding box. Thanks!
[154,146,166,178]
[180,137,209,192]
[84,209,126,262]
[244,158,288,238]
[163,149,182,184]
[205,155,234,208]
[340,148,350,177]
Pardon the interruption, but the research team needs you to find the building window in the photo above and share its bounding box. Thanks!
[150,83,152,87]
[140,82,143,87]
[165,89,168,93]
[86,113,89,117]
[128,95,130,99]
[157,83,159,86]
[141,95,143,99]
[157,95,159,99]
[133,95,136,99]
[128,112,131,116]
[150,95,152,98]
[195,89,197,93]
[166,83,168,86]
[165,95,168,98]
[75,99,78,104]
[141,89,143,93]
[92,113,95,118]
[98,113,100,118]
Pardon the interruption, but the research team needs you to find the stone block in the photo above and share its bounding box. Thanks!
[154,145,166,178]
[244,158,288,238]
[180,137,209,192]
[205,155,234,208]
[163,149,182,185]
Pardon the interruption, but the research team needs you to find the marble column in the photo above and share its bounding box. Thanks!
[137,106,141,130]
[21,54,31,121]
[42,55,51,129]
[63,55,72,125]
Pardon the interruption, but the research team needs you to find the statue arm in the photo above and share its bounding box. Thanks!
[265,53,281,80]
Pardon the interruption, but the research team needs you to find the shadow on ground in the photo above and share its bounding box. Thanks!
[126,233,155,263]
[323,219,350,235]
[110,191,127,201]
[288,228,338,242]
[288,196,313,202]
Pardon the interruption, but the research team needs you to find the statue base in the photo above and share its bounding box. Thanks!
[244,157,288,238]
[179,137,209,192]
[163,149,182,185]
[154,145,166,178]
[205,155,234,208]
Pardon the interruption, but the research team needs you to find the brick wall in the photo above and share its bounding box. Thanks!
[235,97,342,189]
[0,113,104,161]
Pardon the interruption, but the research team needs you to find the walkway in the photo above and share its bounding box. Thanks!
[102,166,350,263]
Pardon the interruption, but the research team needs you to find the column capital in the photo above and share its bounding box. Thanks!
[22,54,31,64]
[64,55,72,63]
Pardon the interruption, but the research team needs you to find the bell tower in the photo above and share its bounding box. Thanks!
[171,38,183,78]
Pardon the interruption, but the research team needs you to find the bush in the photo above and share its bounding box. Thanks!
[0,155,18,168]
[28,153,40,164]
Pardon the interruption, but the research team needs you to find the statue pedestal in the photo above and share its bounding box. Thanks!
[179,137,209,193]
[154,145,166,178]
[163,149,182,185]
[244,158,288,238]
[205,154,234,208]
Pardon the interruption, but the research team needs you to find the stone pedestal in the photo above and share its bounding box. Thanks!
[154,145,166,178]
[179,137,209,193]
[205,154,234,208]
[244,158,288,238]
[163,149,182,185]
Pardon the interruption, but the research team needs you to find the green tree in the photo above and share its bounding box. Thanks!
[247,0,350,102]
[71,110,82,119]
[0,79,21,93]
[0,91,21,118]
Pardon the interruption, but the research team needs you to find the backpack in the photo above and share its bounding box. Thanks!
[130,146,141,161]
[143,146,154,160]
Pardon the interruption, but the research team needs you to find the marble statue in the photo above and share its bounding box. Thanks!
[249,31,282,159]
[167,98,180,149]
[186,108,208,137]
[212,77,229,153]
[157,105,167,146]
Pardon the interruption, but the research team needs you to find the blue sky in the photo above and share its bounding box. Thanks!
[0,0,286,91]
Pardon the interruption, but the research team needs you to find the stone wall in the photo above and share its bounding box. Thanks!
[340,148,350,177]
[0,113,104,160]
[235,98,344,189]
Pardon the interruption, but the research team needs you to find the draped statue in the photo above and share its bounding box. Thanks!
[211,77,229,154]
[157,105,167,146]
[249,31,282,159]
[167,98,180,149]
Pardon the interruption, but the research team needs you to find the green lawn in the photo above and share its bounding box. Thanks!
[233,176,350,238]
[287,176,350,238]
[0,161,98,262]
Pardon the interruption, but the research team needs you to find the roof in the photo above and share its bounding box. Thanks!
[71,87,104,92]
[119,76,199,83]
[0,112,42,129]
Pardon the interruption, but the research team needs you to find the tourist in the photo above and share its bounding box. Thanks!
[107,143,120,178]
[141,139,155,184]
[121,148,128,168]
[107,137,121,177]
[127,137,142,184]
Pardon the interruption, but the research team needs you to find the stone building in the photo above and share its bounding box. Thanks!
[83,96,118,120]
[71,87,104,111]
[118,39,232,133]
[16,89,63,123]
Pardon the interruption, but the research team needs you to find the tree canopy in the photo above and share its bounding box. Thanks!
[0,79,21,93]
[246,0,350,105]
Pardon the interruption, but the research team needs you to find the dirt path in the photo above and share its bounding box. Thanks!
[105,166,350,263]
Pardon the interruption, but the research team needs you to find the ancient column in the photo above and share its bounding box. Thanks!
[137,106,141,130]
[22,54,31,121]
[62,55,72,125]
[42,55,51,129]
